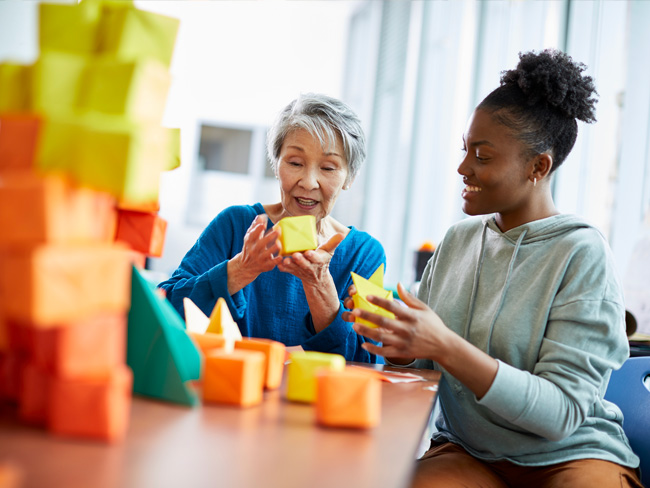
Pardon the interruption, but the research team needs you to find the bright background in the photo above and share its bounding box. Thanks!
[1,0,649,330]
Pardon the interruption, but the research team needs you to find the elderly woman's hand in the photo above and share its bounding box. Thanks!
[277,233,345,332]
[227,215,283,295]
[277,233,344,285]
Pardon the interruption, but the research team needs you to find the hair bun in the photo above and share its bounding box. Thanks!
[500,49,598,123]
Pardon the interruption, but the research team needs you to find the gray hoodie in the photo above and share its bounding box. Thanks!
[414,214,639,467]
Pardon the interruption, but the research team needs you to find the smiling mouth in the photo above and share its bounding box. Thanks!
[296,197,318,206]
[464,185,481,193]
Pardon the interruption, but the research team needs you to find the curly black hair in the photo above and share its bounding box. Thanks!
[477,49,598,173]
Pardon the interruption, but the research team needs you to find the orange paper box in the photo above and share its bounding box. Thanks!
[0,244,131,326]
[114,209,167,257]
[48,364,132,443]
[0,114,41,172]
[0,352,25,402]
[203,349,265,407]
[235,338,285,390]
[315,368,381,429]
[188,331,225,354]
[19,362,50,426]
[0,173,116,247]
[30,312,126,378]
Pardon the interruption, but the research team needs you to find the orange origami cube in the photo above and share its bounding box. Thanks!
[0,244,131,326]
[30,312,126,377]
[114,209,167,257]
[235,338,285,390]
[48,365,132,443]
[315,368,381,429]
[19,362,50,425]
[0,173,116,247]
[188,331,225,354]
[203,349,265,407]
[0,114,41,172]
[0,352,25,402]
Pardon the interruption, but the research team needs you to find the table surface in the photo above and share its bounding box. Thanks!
[0,364,440,488]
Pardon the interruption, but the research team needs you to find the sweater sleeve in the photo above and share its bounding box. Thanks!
[158,207,252,321]
[302,231,387,363]
[476,239,630,442]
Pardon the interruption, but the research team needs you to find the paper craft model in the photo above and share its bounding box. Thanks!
[115,209,167,257]
[203,349,265,407]
[206,297,242,351]
[286,351,345,403]
[275,215,318,255]
[316,368,381,429]
[127,267,202,406]
[350,264,395,328]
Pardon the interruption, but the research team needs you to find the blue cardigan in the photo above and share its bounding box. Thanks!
[159,203,386,363]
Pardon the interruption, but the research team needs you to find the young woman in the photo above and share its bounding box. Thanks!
[345,50,642,486]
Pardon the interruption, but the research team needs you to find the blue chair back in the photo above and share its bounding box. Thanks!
[604,356,650,486]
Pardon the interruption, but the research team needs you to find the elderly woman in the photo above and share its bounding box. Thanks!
[159,93,385,363]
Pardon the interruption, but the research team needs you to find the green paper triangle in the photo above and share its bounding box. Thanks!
[127,266,202,406]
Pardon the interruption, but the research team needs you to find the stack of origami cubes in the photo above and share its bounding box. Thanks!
[0,0,180,442]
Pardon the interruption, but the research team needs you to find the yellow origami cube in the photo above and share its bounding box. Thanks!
[39,0,102,55]
[166,128,181,171]
[286,351,345,403]
[31,52,89,117]
[351,264,395,328]
[37,114,173,205]
[0,63,32,112]
[98,4,180,68]
[81,58,171,123]
[275,215,318,255]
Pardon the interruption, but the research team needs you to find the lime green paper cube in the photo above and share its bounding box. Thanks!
[98,5,180,67]
[276,215,318,255]
[166,128,181,171]
[31,52,89,117]
[350,266,395,328]
[81,58,171,123]
[286,351,345,403]
[0,63,32,112]
[37,114,172,205]
[39,0,102,55]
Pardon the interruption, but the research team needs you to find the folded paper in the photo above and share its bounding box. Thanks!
[98,4,180,68]
[203,349,265,407]
[114,209,167,257]
[0,173,116,247]
[31,52,88,117]
[275,215,318,255]
[350,266,395,328]
[183,298,210,334]
[0,63,32,112]
[0,244,132,326]
[316,368,381,429]
[206,297,242,352]
[127,266,202,406]
[188,331,225,353]
[39,0,102,55]
[81,58,171,123]
[19,362,50,426]
[235,338,285,390]
[30,312,127,378]
[48,364,132,443]
[286,351,345,403]
[0,114,41,172]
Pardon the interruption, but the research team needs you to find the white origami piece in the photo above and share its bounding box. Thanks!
[183,297,209,334]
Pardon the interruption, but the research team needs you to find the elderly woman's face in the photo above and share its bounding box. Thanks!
[276,129,348,225]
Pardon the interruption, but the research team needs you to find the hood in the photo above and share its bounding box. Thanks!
[483,213,597,244]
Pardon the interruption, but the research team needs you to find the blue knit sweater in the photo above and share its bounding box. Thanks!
[159,203,386,363]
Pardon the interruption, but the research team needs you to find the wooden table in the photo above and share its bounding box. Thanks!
[0,365,440,488]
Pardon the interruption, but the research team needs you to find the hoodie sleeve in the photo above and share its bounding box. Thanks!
[476,234,629,442]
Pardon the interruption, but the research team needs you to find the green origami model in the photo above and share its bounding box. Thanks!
[127,267,202,406]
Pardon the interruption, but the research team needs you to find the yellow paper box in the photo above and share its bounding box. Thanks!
[37,114,172,205]
[286,351,345,403]
[0,63,32,112]
[81,58,171,123]
[275,215,318,255]
[31,52,89,117]
[98,4,180,68]
[351,265,395,328]
[39,0,102,55]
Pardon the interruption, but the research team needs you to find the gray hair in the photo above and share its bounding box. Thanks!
[266,93,366,184]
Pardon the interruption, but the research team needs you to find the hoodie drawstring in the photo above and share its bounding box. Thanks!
[463,223,488,340]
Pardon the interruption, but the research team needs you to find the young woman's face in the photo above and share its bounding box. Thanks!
[276,129,349,225]
[457,109,535,225]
